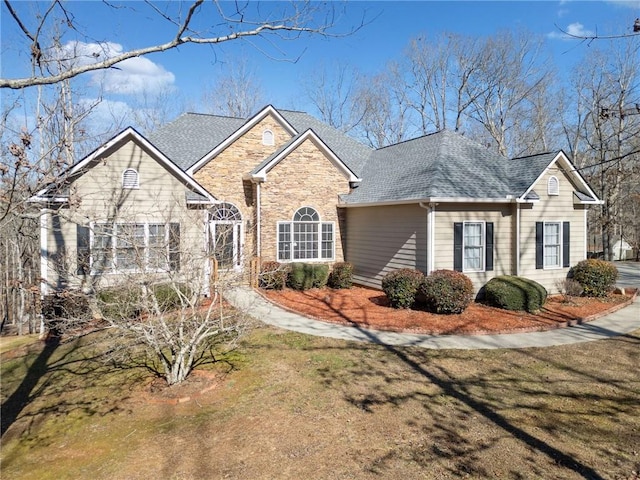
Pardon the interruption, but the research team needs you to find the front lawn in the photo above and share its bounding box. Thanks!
[1,325,639,479]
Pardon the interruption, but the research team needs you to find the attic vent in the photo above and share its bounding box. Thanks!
[548,176,559,196]
[262,129,274,146]
[122,168,139,189]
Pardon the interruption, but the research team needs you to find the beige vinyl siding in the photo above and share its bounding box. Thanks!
[433,203,515,291]
[345,204,427,289]
[519,167,587,292]
[43,138,206,291]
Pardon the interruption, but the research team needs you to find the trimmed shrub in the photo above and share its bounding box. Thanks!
[152,283,192,310]
[328,262,353,289]
[484,276,548,313]
[419,270,474,314]
[570,259,618,298]
[97,286,142,320]
[287,263,330,291]
[259,261,288,290]
[381,268,424,309]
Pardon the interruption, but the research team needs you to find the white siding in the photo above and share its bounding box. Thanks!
[345,205,427,288]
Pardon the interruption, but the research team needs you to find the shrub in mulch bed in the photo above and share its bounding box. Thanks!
[328,262,354,289]
[483,276,548,313]
[381,268,425,309]
[419,270,474,314]
[570,259,618,298]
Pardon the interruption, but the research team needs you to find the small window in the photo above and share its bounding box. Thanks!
[463,222,485,272]
[262,129,274,146]
[543,222,561,268]
[122,168,139,189]
[548,176,559,196]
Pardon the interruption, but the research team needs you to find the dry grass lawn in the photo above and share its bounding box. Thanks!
[1,322,639,479]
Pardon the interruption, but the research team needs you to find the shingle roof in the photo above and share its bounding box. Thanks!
[148,113,245,170]
[342,130,524,204]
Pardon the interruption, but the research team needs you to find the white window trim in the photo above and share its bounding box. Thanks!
[547,175,559,196]
[122,168,139,189]
[543,221,563,270]
[276,208,335,262]
[462,221,485,273]
[90,222,173,274]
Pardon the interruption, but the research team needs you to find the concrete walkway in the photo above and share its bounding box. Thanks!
[225,287,640,350]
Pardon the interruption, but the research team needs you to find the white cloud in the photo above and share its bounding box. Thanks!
[49,41,175,95]
[547,22,595,40]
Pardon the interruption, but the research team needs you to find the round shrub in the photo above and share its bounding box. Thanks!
[570,259,618,298]
[259,261,288,290]
[287,263,330,291]
[97,286,142,320]
[328,262,353,289]
[151,283,192,310]
[381,268,424,309]
[484,276,548,313]
[419,270,474,314]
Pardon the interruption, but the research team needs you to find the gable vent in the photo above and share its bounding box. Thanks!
[122,168,139,189]
[548,176,559,196]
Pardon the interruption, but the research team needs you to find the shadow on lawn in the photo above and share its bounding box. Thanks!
[0,332,145,442]
[306,292,639,479]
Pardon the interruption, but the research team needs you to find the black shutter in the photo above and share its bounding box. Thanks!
[453,222,463,272]
[485,222,494,271]
[562,221,570,268]
[535,222,544,270]
[169,223,180,272]
[77,225,90,275]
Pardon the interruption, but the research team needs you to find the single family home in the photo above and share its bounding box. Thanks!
[32,105,602,297]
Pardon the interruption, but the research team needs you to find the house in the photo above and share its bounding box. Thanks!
[32,105,602,296]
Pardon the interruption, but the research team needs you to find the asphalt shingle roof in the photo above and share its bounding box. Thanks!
[148,113,245,171]
[147,107,567,205]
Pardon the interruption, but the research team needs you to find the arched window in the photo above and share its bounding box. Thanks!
[277,207,334,261]
[122,168,139,189]
[262,129,274,146]
[209,202,242,222]
[548,176,559,196]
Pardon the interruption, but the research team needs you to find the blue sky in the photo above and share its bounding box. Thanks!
[2,1,640,123]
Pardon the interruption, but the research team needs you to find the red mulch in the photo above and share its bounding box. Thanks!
[261,286,636,335]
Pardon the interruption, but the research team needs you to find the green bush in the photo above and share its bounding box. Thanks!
[484,276,548,313]
[570,259,618,297]
[151,283,191,310]
[259,261,289,290]
[287,263,330,291]
[328,262,353,289]
[97,286,142,320]
[381,268,424,309]
[419,270,474,314]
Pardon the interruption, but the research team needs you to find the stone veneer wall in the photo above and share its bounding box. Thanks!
[259,137,351,263]
[193,115,293,263]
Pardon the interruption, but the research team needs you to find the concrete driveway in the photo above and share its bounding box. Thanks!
[614,261,640,288]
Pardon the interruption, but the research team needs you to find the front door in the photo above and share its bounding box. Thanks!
[208,203,243,271]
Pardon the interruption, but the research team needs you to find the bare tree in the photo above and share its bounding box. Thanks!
[1,1,359,90]
[302,61,365,134]
[202,57,265,117]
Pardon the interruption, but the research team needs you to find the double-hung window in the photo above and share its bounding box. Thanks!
[277,207,334,261]
[536,221,570,269]
[90,222,179,272]
[454,221,494,273]
[463,222,484,272]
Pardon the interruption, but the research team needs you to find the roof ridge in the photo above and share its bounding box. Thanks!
[182,111,244,120]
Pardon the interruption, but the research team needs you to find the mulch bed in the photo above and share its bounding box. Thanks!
[261,286,637,335]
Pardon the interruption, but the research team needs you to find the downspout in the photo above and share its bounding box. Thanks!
[419,202,435,274]
[255,181,261,258]
[584,209,588,260]
[516,203,521,276]
[40,209,50,296]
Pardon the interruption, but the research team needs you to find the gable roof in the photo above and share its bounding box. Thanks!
[149,112,245,171]
[250,129,359,182]
[31,127,217,204]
